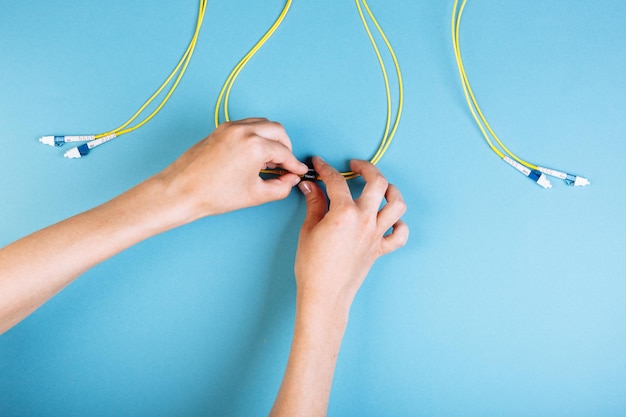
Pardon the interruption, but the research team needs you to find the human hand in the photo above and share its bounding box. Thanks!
[155,118,309,224]
[294,157,409,311]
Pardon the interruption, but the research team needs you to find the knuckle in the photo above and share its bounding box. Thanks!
[370,173,388,191]
[398,223,409,241]
[334,204,359,222]
[393,196,407,216]
[245,134,266,156]
[317,166,337,181]
[219,121,246,140]
[388,184,406,207]
[220,120,238,132]
[268,120,284,130]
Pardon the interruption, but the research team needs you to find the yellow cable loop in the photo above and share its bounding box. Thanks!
[451,0,503,159]
[215,0,403,180]
[214,0,293,127]
[358,0,404,166]
[452,0,538,170]
[95,0,207,139]
[356,1,392,161]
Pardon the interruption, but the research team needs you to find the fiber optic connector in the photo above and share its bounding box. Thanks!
[538,167,590,187]
[504,156,552,189]
[63,134,117,159]
[39,135,95,147]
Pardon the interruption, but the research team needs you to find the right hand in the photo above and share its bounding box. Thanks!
[156,118,309,224]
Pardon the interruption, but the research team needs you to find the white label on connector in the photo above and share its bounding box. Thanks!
[538,167,567,179]
[65,135,95,143]
[87,133,117,149]
[503,156,531,176]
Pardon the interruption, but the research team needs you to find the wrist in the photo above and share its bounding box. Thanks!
[110,174,197,240]
[146,170,215,228]
[295,287,352,328]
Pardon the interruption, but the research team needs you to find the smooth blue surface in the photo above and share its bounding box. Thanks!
[1,1,626,416]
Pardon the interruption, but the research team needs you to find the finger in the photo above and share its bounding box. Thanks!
[218,118,268,130]
[350,160,389,211]
[256,173,301,203]
[247,119,294,151]
[236,117,269,124]
[298,181,328,233]
[377,184,407,233]
[312,156,352,205]
[261,139,309,176]
[380,220,409,255]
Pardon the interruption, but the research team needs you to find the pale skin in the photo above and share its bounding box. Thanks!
[271,156,408,416]
[0,118,408,416]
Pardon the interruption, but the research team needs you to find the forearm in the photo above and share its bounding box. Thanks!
[0,174,185,334]
[271,158,408,416]
[0,119,307,335]
[270,292,350,417]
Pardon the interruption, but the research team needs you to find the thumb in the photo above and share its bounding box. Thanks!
[257,173,302,203]
[299,180,328,232]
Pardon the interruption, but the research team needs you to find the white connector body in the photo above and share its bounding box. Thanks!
[63,133,117,159]
[39,135,95,147]
[538,166,590,187]
[503,156,552,189]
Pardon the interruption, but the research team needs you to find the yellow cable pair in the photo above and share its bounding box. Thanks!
[214,0,404,179]
[93,0,207,140]
[452,0,591,187]
[451,0,538,170]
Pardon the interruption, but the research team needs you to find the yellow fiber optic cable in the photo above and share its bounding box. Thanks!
[100,0,207,138]
[451,0,590,187]
[356,0,404,166]
[214,0,293,128]
[41,0,207,158]
[451,0,532,168]
[215,0,403,180]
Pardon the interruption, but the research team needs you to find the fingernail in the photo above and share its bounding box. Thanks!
[291,175,301,186]
[298,181,312,195]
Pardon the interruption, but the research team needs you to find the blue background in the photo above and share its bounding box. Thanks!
[1,1,625,416]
